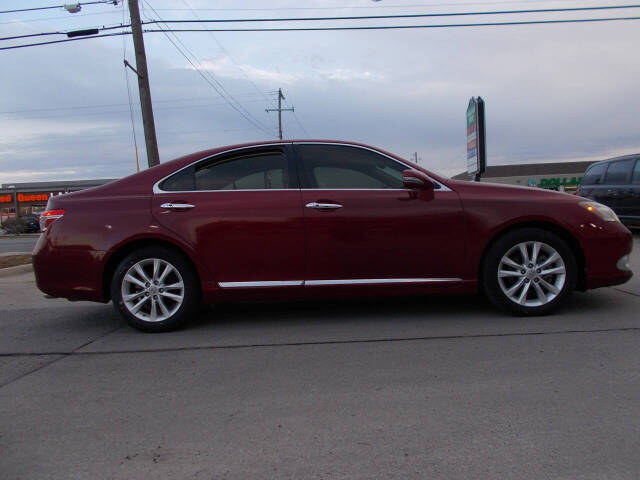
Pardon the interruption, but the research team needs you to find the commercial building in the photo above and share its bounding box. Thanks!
[0,158,613,225]
[0,179,114,224]
[452,160,597,191]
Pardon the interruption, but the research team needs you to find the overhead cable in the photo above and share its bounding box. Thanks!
[3,15,640,51]
[142,16,640,33]
[138,4,640,23]
[0,0,118,15]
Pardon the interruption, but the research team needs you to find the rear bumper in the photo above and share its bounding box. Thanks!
[32,235,107,302]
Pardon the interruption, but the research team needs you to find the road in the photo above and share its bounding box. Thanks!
[0,234,38,254]
[0,234,638,479]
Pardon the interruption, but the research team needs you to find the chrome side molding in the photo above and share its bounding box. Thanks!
[304,278,463,286]
[218,281,304,288]
[218,278,463,288]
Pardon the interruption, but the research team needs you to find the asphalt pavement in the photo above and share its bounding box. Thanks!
[0,234,638,479]
[0,234,38,254]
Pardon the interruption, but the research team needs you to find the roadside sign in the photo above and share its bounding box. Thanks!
[466,97,486,179]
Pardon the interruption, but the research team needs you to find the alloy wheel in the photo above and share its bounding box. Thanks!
[497,241,566,307]
[121,258,185,322]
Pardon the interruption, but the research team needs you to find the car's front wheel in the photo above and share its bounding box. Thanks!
[111,246,200,332]
[482,228,577,316]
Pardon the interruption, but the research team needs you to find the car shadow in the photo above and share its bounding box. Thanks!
[181,289,625,333]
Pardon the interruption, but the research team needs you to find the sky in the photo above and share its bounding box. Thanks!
[1,0,639,183]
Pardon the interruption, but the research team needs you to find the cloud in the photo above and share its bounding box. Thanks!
[194,57,302,84]
[192,57,384,84]
[0,0,639,183]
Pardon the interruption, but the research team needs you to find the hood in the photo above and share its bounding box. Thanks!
[446,178,585,203]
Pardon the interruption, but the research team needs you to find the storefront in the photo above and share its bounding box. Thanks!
[0,179,114,226]
[452,160,597,193]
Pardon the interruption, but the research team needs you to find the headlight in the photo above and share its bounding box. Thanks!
[579,201,620,222]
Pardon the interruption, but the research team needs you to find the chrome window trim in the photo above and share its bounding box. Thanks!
[218,278,462,288]
[152,141,453,194]
[300,188,416,192]
[152,142,291,194]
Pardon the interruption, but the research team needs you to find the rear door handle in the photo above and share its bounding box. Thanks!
[305,202,343,210]
[160,202,195,210]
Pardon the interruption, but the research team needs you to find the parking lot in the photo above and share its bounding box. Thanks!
[1,233,638,479]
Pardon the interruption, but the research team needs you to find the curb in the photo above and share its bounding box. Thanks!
[0,263,33,278]
[0,234,40,238]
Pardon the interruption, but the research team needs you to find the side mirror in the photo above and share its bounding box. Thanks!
[402,170,435,191]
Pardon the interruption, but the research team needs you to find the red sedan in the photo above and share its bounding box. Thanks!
[32,141,633,332]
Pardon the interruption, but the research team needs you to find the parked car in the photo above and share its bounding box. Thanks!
[32,141,633,332]
[1,214,40,234]
[577,154,640,227]
[22,214,41,233]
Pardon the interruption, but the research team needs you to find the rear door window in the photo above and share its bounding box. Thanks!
[603,159,634,185]
[195,149,293,191]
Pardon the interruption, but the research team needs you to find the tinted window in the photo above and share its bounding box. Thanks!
[161,166,195,191]
[632,159,640,185]
[195,151,290,190]
[299,144,406,189]
[603,159,634,185]
[581,163,606,185]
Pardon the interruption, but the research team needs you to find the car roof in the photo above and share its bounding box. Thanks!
[588,153,640,168]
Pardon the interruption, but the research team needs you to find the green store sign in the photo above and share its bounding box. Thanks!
[529,177,583,188]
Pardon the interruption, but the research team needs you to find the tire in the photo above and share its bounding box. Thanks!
[111,246,200,332]
[482,228,576,316]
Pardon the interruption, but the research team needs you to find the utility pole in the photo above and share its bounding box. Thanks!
[412,152,421,164]
[265,88,294,140]
[128,0,159,167]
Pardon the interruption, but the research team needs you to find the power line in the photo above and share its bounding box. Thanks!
[1,31,64,41]
[0,10,122,25]
[122,0,140,172]
[4,14,640,51]
[0,94,268,115]
[142,16,640,33]
[0,1,119,15]
[0,0,595,26]
[0,127,260,150]
[291,110,309,138]
[8,2,639,41]
[282,95,309,137]
[141,0,275,137]
[0,0,594,17]
[0,99,268,120]
[179,0,276,108]
[136,4,640,23]
[141,0,596,12]
[139,1,274,137]
[0,31,127,50]
[4,3,640,42]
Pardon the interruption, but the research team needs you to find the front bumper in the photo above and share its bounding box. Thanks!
[578,221,633,290]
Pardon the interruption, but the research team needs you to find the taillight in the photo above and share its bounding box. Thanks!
[39,209,66,232]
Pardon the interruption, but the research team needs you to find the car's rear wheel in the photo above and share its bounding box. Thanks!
[111,246,200,332]
[482,228,576,316]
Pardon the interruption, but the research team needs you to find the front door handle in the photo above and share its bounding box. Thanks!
[305,202,343,210]
[160,202,195,210]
